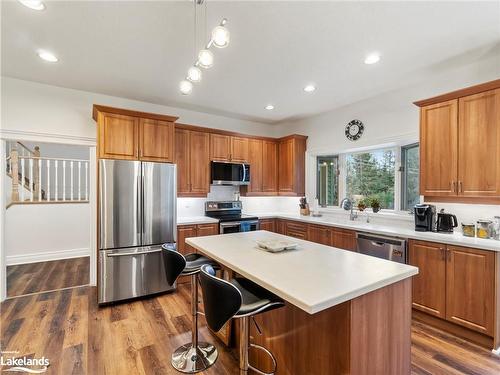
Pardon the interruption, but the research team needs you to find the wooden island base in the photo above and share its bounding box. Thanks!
[245,279,412,375]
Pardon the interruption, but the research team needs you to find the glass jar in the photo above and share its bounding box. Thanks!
[476,220,492,239]
[461,223,476,237]
[492,216,500,240]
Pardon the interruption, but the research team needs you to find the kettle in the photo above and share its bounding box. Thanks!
[436,209,458,233]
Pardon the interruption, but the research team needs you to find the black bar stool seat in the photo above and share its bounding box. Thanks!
[199,264,284,375]
[229,278,283,316]
[162,244,219,374]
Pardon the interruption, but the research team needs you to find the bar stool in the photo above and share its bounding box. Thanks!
[162,244,219,373]
[199,264,285,375]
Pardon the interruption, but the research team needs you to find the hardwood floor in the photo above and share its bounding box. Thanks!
[6,257,90,297]
[1,284,499,374]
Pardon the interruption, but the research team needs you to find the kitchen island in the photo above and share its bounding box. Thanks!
[187,230,419,375]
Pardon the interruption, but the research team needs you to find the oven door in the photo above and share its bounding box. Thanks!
[220,220,259,234]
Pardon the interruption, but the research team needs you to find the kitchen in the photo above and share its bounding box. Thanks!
[1,1,500,375]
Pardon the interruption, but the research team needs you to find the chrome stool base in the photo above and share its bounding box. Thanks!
[171,342,218,373]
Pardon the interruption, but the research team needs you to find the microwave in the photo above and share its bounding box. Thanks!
[211,161,250,185]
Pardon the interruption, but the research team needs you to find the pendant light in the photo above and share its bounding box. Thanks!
[179,0,230,95]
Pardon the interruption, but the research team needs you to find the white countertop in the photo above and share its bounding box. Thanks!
[177,216,219,225]
[187,231,418,314]
[250,212,500,252]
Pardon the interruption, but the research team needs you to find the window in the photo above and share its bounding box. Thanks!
[316,143,419,212]
[317,156,339,207]
[401,143,420,211]
[346,149,396,209]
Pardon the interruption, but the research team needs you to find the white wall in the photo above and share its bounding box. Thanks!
[0,77,278,144]
[274,54,500,224]
[5,203,90,265]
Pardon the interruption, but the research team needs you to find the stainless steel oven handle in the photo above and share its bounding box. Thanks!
[220,221,243,227]
[107,249,162,257]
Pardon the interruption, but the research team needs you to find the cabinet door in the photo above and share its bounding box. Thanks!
[276,219,285,235]
[231,136,249,162]
[177,225,198,255]
[262,141,278,193]
[307,225,331,246]
[420,100,458,196]
[259,219,276,232]
[139,119,174,162]
[98,112,139,160]
[190,131,210,195]
[197,223,219,237]
[247,139,263,192]
[330,228,356,251]
[210,134,231,161]
[446,246,495,335]
[278,138,294,193]
[408,240,446,318]
[174,128,191,195]
[458,89,500,197]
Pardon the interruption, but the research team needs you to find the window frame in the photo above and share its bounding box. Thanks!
[314,142,419,215]
[400,142,420,212]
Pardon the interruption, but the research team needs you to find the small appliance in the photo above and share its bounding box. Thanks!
[211,161,250,185]
[414,204,436,232]
[436,209,458,233]
[205,201,259,234]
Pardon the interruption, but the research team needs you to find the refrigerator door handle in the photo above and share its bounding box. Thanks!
[107,248,162,257]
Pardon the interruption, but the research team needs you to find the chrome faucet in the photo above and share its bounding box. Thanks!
[340,198,358,221]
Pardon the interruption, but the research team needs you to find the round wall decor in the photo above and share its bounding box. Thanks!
[345,119,364,141]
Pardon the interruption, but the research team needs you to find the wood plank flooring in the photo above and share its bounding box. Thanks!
[6,257,90,297]
[1,284,499,374]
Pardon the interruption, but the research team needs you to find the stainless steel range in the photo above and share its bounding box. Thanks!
[205,201,259,234]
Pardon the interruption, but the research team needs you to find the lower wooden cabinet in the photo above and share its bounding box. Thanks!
[284,220,308,240]
[409,240,496,336]
[259,219,276,232]
[307,225,331,246]
[330,227,357,251]
[446,245,495,335]
[409,240,446,318]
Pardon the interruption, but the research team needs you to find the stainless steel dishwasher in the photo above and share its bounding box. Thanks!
[356,233,407,263]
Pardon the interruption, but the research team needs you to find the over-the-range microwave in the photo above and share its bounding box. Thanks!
[211,161,250,186]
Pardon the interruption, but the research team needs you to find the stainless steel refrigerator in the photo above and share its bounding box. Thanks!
[98,159,176,304]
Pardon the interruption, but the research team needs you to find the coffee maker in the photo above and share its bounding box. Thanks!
[414,204,436,232]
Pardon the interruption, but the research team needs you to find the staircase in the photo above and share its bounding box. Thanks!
[5,141,89,207]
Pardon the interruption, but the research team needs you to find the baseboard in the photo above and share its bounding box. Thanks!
[6,247,90,266]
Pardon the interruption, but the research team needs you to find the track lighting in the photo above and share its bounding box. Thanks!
[180,80,193,95]
[198,49,214,69]
[187,66,202,82]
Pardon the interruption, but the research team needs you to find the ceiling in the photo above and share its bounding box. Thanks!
[2,1,499,124]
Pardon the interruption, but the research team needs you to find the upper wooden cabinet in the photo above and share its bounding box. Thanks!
[231,136,249,162]
[262,141,278,193]
[415,80,500,202]
[419,100,458,196]
[210,133,231,161]
[139,118,175,162]
[97,112,139,160]
[458,89,500,197]
[247,139,263,193]
[93,105,178,162]
[278,135,307,196]
[209,134,249,162]
[175,128,210,197]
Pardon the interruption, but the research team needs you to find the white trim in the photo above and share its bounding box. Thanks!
[89,146,97,286]
[0,129,96,146]
[6,247,90,266]
[0,140,7,302]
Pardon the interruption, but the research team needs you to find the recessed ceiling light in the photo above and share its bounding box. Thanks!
[303,84,316,93]
[37,50,58,62]
[364,53,381,65]
[265,105,274,111]
[18,0,45,11]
